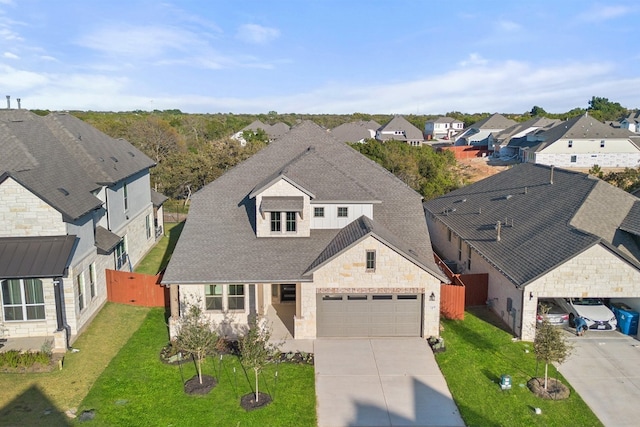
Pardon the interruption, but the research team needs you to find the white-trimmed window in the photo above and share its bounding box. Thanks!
[286,212,296,232]
[571,155,577,163]
[205,285,223,310]
[568,140,573,148]
[228,285,245,310]
[270,212,281,232]
[467,244,472,270]
[89,263,96,299]
[123,182,129,211]
[314,207,324,217]
[366,250,376,272]
[338,207,348,217]
[115,238,127,270]
[458,237,462,261]
[76,273,85,312]
[146,214,152,239]
[1,279,45,321]
[204,284,245,311]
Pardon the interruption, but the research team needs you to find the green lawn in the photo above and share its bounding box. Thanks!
[436,307,603,427]
[134,222,184,275]
[77,308,317,426]
[0,303,150,426]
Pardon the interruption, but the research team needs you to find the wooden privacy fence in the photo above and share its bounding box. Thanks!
[106,269,169,307]
[435,253,489,320]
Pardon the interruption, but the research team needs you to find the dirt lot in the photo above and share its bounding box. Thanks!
[457,156,514,183]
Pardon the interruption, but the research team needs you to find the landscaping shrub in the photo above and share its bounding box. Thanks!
[0,349,51,368]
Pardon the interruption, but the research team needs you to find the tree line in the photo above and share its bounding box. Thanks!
[49,94,636,199]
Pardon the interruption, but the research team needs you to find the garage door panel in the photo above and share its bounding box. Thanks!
[317,294,422,337]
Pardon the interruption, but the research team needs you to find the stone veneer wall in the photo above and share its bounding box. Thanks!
[296,236,441,339]
[523,244,640,341]
[0,177,66,236]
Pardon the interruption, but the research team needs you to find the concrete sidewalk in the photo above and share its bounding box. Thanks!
[315,338,464,427]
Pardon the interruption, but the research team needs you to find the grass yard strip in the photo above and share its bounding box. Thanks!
[78,308,317,426]
[0,303,150,426]
[436,308,603,427]
[134,222,184,275]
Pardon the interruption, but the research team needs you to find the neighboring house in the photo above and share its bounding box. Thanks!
[518,113,640,168]
[620,111,640,133]
[162,121,446,341]
[329,120,381,143]
[231,120,291,146]
[454,113,517,146]
[491,117,560,157]
[375,115,425,146]
[0,109,156,351]
[424,117,464,140]
[424,163,640,341]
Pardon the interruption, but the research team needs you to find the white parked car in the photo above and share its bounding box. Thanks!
[554,298,617,331]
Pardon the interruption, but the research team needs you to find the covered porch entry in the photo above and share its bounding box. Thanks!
[264,283,299,340]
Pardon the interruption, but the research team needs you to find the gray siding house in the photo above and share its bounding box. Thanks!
[0,110,156,351]
[163,121,446,341]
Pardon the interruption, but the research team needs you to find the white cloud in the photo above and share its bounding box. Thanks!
[498,20,521,32]
[458,53,488,67]
[77,25,204,58]
[236,24,280,45]
[577,5,630,22]
[3,51,17,59]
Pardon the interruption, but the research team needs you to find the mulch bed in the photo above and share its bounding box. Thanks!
[527,377,570,400]
[240,392,272,411]
[184,375,217,395]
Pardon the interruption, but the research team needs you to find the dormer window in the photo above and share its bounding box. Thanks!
[286,212,297,232]
[270,212,281,232]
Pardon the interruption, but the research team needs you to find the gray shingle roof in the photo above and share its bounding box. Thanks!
[377,116,424,141]
[423,163,640,286]
[621,202,640,236]
[494,117,560,144]
[0,110,154,221]
[537,114,634,146]
[469,113,517,130]
[163,120,443,285]
[95,225,122,254]
[150,189,168,207]
[330,120,380,143]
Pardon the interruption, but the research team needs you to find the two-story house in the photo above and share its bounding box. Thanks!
[329,120,381,143]
[375,115,425,146]
[162,121,446,341]
[620,111,640,133]
[454,113,517,147]
[424,117,464,140]
[0,110,156,351]
[519,113,640,168]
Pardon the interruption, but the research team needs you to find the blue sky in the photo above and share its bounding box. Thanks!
[0,0,638,114]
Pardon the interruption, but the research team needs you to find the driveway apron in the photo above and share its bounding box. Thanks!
[315,338,464,427]
[556,332,640,427]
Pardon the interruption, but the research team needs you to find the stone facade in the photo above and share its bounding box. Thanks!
[297,236,441,339]
[0,178,66,236]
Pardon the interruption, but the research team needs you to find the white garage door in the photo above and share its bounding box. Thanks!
[316,293,422,337]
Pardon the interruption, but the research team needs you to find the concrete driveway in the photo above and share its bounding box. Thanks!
[314,338,464,427]
[556,331,640,427]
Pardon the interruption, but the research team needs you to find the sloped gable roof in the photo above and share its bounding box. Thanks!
[330,120,380,143]
[537,114,634,146]
[0,110,154,220]
[163,120,442,284]
[469,113,517,130]
[424,163,640,286]
[304,215,437,277]
[494,117,559,144]
[378,116,424,141]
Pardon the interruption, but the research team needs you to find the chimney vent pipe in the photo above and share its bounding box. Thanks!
[16,98,21,109]
[5,95,9,109]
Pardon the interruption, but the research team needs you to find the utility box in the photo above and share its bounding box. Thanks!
[611,302,639,335]
[500,374,511,390]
